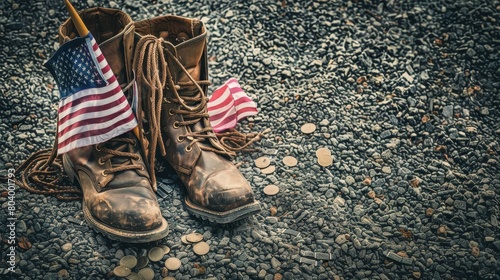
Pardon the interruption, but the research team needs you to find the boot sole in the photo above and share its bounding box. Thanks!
[184,197,261,224]
[82,204,169,243]
[63,154,169,243]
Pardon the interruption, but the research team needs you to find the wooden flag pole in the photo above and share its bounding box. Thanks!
[63,0,141,141]
[63,0,89,36]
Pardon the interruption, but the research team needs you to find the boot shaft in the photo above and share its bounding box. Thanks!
[58,7,135,91]
[134,15,209,94]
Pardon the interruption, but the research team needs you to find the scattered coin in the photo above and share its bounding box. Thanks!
[159,31,169,39]
[186,232,204,243]
[193,241,210,256]
[255,156,271,168]
[113,266,131,277]
[282,156,298,167]
[120,255,137,269]
[317,154,333,167]
[159,245,170,255]
[163,277,176,280]
[138,267,155,280]
[181,235,191,245]
[61,243,72,252]
[136,256,149,269]
[261,165,276,174]
[148,247,164,262]
[301,123,316,134]
[165,257,182,270]
[263,185,280,196]
[126,272,142,280]
[316,147,331,157]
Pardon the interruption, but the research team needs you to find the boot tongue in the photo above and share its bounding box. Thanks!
[174,36,206,104]
[173,37,214,147]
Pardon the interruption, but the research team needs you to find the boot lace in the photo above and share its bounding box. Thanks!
[96,138,143,176]
[133,35,233,162]
[133,34,272,168]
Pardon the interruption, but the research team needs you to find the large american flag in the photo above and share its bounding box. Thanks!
[45,33,137,155]
[207,78,258,132]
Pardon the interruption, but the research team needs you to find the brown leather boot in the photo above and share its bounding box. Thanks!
[134,15,261,223]
[58,8,168,242]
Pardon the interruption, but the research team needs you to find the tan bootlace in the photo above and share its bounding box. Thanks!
[216,128,272,153]
[132,35,166,181]
[15,83,143,200]
[15,143,81,200]
[96,138,143,175]
[133,35,232,161]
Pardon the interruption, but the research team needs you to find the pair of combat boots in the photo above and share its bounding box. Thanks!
[57,8,260,242]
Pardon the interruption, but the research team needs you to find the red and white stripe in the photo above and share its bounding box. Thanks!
[208,78,258,132]
[57,36,136,154]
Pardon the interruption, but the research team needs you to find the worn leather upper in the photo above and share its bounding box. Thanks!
[67,134,162,231]
[59,8,163,232]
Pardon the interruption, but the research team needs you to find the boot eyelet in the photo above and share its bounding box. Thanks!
[173,122,179,128]
[168,109,175,116]
[185,146,193,152]
[98,158,105,165]
[95,145,102,151]
[101,170,108,177]
[177,136,185,142]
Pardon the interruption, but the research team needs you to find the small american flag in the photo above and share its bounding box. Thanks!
[45,32,137,155]
[207,78,258,132]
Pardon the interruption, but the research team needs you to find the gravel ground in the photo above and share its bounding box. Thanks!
[1,0,499,279]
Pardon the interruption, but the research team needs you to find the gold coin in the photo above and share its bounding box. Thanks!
[186,232,204,243]
[165,257,182,270]
[316,147,331,157]
[318,154,333,167]
[163,277,176,280]
[261,165,275,174]
[126,272,142,280]
[193,241,210,256]
[136,256,149,269]
[148,247,164,262]
[254,156,271,168]
[120,255,137,269]
[282,156,298,167]
[181,235,191,245]
[301,123,316,134]
[263,185,280,196]
[113,266,131,277]
[159,245,170,255]
[138,267,155,280]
